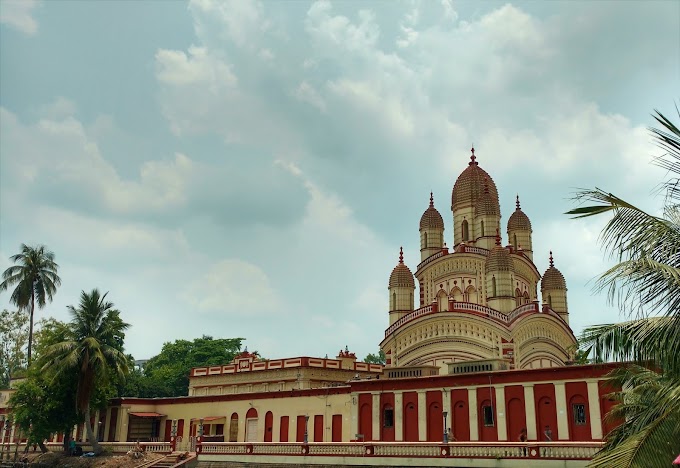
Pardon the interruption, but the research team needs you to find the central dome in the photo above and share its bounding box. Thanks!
[452,147,499,211]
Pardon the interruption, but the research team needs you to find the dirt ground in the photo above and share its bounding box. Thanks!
[14,450,165,468]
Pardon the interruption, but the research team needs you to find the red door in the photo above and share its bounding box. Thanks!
[279,416,289,442]
[296,415,306,442]
[164,420,172,441]
[314,415,323,442]
[264,412,274,442]
[403,392,419,442]
[331,415,342,442]
[427,401,443,442]
[177,419,185,438]
[359,404,372,441]
[506,398,526,442]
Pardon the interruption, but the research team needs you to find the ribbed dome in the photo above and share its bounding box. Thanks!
[389,247,415,288]
[420,193,444,230]
[507,195,532,231]
[475,180,500,216]
[485,234,514,274]
[541,252,567,290]
[452,147,499,211]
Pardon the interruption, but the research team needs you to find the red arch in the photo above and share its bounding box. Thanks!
[506,397,526,441]
[426,391,443,442]
[359,403,372,441]
[246,408,258,419]
[568,394,590,441]
[403,392,419,441]
[264,411,273,442]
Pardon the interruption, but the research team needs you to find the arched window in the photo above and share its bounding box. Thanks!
[462,220,469,241]
[523,291,530,304]
[548,294,552,308]
[481,220,485,237]
[492,277,497,297]
[423,231,428,248]
[513,234,517,248]
[391,292,396,310]
[409,292,413,308]
[515,288,522,306]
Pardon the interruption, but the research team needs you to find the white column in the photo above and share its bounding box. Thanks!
[417,391,427,441]
[442,389,451,436]
[523,385,537,440]
[350,393,358,440]
[272,414,280,442]
[587,381,603,440]
[102,408,111,442]
[394,391,403,441]
[372,393,381,441]
[468,388,478,441]
[494,386,507,440]
[554,383,569,440]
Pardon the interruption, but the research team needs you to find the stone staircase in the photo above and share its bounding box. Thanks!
[147,452,196,468]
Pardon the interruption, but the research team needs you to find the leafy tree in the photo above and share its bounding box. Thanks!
[364,350,386,365]
[9,366,79,453]
[41,289,129,454]
[137,336,243,397]
[568,109,680,467]
[0,244,61,365]
[0,309,28,388]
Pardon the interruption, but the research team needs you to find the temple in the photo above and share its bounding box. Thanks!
[0,148,616,464]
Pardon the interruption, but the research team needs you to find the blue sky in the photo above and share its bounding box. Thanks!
[1,0,678,361]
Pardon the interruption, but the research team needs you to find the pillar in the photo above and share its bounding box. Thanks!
[350,393,358,440]
[372,393,380,441]
[494,386,507,440]
[417,391,427,441]
[523,385,537,440]
[394,391,403,441]
[102,408,111,442]
[554,383,569,440]
[587,381,603,440]
[442,388,451,435]
[468,388,478,441]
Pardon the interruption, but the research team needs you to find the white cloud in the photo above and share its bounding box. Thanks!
[155,47,237,88]
[1,106,193,215]
[183,259,281,315]
[292,81,326,112]
[0,0,38,35]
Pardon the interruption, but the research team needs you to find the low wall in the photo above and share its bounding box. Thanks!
[197,442,602,467]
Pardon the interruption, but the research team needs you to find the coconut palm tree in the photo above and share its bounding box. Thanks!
[0,244,61,365]
[41,289,129,454]
[568,108,680,468]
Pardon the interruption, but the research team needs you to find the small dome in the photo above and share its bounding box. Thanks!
[507,195,532,231]
[420,192,444,230]
[389,247,415,288]
[452,147,500,211]
[541,252,567,290]
[485,232,514,274]
[475,179,500,216]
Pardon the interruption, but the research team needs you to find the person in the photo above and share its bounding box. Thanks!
[543,425,553,441]
[518,428,528,442]
[446,428,455,442]
[68,439,76,456]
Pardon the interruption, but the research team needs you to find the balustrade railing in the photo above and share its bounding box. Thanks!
[385,301,543,337]
[198,441,602,460]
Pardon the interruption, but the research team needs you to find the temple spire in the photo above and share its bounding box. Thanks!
[399,247,404,264]
[495,228,501,246]
[429,191,434,207]
[516,194,521,210]
[469,145,478,166]
[549,251,554,267]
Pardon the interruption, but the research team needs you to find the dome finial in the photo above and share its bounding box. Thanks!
[495,228,501,246]
[399,246,404,264]
[469,145,478,166]
[429,191,434,207]
[549,250,554,267]
[516,194,521,210]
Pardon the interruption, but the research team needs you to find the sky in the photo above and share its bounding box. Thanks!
[0,0,678,362]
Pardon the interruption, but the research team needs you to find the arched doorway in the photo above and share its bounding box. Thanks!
[427,401,443,442]
[506,398,525,441]
[403,393,419,442]
[245,408,258,442]
[568,395,590,441]
[264,411,273,442]
[453,400,469,441]
[228,413,238,442]
[537,397,557,441]
[359,403,372,441]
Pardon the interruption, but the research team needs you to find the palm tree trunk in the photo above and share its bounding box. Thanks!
[84,408,102,455]
[27,291,35,365]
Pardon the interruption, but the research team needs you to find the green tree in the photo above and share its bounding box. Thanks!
[0,244,61,365]
[0,309,28,387]
[138,336,243,397]
[568,109,680,468]
[364,350,386,365]
[41,289,130,454]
